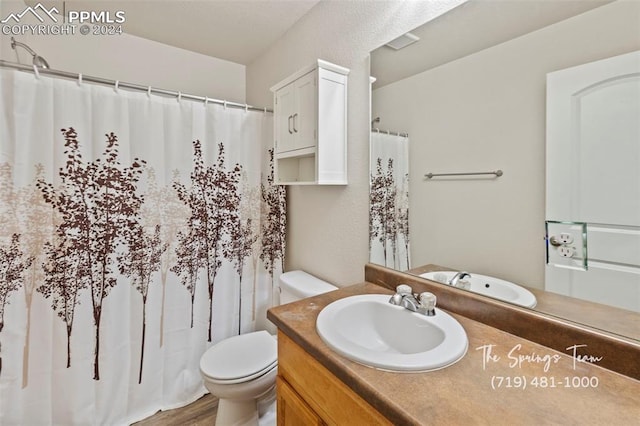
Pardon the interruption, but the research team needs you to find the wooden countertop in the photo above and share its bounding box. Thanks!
[267,282,640,425]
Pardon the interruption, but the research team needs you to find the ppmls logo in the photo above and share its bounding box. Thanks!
[2,2,125,36]
[1,2,59,24]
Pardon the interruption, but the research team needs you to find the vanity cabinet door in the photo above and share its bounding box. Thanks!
[277,376,325,426]
[277,332,391,425]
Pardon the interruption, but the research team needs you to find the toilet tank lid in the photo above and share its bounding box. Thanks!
[279,270,337,298]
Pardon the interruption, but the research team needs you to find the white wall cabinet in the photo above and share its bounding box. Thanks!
[271,60,349,185]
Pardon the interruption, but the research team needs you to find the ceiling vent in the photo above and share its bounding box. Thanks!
[385,32,420,50]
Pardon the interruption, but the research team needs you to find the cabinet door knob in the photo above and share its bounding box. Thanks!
[288,115,293,134]
[293,113,298,133]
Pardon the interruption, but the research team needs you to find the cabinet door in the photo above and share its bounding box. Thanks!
[292,71,317,151]
[277,376,324,426]
[275,83,297,154]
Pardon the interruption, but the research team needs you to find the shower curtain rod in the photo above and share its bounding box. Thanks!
[0,60,273,113]
[372,127,408,137]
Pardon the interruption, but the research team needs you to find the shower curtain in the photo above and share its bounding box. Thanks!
[369,131,410,271]
[0,68,285,425]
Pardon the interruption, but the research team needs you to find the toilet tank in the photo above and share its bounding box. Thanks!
[279,270,337,304]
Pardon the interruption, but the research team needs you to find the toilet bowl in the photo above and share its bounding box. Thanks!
[199,270,337,426]
[200,331,278,425]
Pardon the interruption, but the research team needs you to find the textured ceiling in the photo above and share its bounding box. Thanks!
[24,0,322,65]
[21,0,615,75]
[371,0,614,88]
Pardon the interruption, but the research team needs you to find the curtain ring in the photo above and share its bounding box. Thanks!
[204,96,209,107]
[77,73,83,85]
[264,107,267,114]
[114,80,119,93]
[147,86,152,97]
[245,104,248,112]
[223,100,227,110]
[32,64,40,79]
[177,92,182,103]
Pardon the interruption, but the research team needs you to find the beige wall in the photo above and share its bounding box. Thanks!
[247,0,466,287]
[0,1,245,102]
[372,0,640,289]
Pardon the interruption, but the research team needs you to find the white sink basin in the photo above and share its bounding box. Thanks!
[420,271,537,308]
[316,294,468,372]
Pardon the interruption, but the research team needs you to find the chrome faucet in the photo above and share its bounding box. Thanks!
[389,284,437,316]
[448,272,471,288]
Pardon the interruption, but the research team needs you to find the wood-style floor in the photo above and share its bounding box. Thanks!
[133,394,218,425]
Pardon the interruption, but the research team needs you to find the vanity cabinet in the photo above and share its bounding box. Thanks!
[276,377,324,426]
[276,332,390,425]
[270,60,349,185]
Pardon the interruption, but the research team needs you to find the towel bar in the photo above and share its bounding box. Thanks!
[424,170,503,179]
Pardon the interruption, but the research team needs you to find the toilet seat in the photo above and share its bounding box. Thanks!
[200,331,277,385]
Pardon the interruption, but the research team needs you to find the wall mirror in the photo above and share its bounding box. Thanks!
[369,0,640,341]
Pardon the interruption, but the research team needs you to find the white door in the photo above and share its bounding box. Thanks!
[546,50,640,312]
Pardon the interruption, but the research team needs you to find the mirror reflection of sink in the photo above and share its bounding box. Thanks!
[420,271,537,308]
[316,294,468,372]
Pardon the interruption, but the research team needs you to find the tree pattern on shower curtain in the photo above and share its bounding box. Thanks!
[118,223,167,383]
[370,157,410,269]
[370,158,395,264]
[397,172,410,269]
[173,140,242,342]
[0,163,37,380]
[18,164,52,388]
[260,149,286,280]
[142,169,189,348]
[37,128,146,380]
[0,234,33,378]
[171,221,201,329]
[0,123,285,389]
[226,171,260,334]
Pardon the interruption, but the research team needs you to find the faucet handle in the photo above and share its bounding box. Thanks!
[419,292,437,316]
[390,284,413,305]
[419,292,436,307]
[396,284,413,294]
[390,284,416,307]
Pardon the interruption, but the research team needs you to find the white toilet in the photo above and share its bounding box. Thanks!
[199,270,337,426]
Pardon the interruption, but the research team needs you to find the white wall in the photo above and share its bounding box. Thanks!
[372,0,640,289]
[247,0,467,287]
[0,1,245,102]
